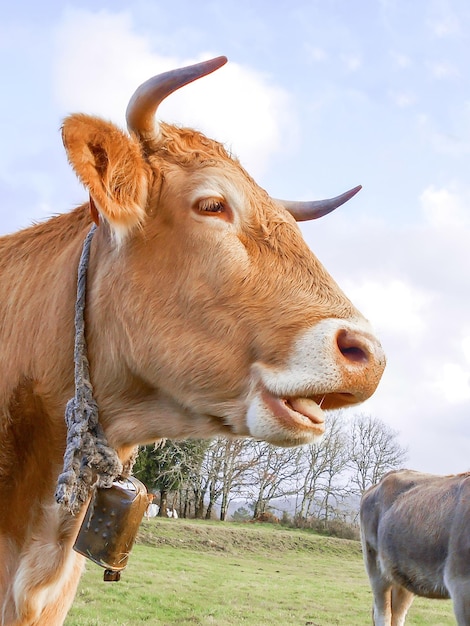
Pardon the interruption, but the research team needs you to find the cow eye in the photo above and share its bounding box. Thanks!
[198,198,226,214]
[193,197,233,223]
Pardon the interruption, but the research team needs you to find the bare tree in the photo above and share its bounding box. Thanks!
[315,413,350,524]
[295,411,349,522]
[181,440,212,518]
[347,413,408,495]
[247,442,303,518]
[136,412,407,523]
[202,438,258,520]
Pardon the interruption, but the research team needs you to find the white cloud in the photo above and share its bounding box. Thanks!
[54,10,157,120]
[429,61,459,79]
[305,44,328,63]
[434,362,470,403]
[389,90,416,108]
[434,331,470,404]
[389,50,412,69]
[341,53,362,72]
[420,185,470,228]
[342,278,432,338]
[417,113,470,157]
[163,62,297,178]
[53,8,296,179]
[427,13,460,38]
[462,334,470,362]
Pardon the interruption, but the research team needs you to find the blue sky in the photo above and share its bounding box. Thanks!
[2,0,470,474]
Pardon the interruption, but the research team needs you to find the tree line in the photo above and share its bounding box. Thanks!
[134,412,407,525]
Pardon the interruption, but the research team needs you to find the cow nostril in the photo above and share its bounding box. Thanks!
[336,329,370,364]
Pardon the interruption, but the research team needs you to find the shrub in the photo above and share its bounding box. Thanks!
[291,515,360,541]
[231,506,251,521]
[253,511,280,524]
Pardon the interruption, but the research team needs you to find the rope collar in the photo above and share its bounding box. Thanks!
[55,224,133,514]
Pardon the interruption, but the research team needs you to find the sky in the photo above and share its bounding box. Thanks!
[2,0,470,475]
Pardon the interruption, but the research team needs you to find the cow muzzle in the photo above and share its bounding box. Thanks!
[246,317,385,446]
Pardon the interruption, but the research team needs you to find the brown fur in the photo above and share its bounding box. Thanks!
[0,105,384,624]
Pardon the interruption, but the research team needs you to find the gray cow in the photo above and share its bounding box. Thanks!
[360,469,470,625]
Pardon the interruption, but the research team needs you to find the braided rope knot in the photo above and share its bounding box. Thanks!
[55,224,131,515]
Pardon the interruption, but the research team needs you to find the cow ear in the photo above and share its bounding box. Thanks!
[62,114,150,239]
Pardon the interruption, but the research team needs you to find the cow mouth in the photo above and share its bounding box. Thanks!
[261,388,326,436]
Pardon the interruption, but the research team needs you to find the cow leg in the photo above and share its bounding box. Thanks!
[362,543,392,625]
[369,581,392,625]
[449,582,470,626]
[390,585,414,626]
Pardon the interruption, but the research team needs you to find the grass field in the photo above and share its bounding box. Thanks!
[65,518,455,625]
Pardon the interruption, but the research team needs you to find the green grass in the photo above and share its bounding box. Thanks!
[65,518,455,625]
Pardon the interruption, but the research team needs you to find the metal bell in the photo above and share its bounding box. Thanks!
[73,476,148,581]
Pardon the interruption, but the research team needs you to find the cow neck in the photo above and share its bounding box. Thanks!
[55,222,131,514]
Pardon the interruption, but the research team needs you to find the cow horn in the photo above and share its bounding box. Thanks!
[277,185,362,221]
[126,56,228,141]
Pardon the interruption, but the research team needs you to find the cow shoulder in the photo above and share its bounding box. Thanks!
[449,474,470,536]
[361,470,410,511]
[360,470,419,533]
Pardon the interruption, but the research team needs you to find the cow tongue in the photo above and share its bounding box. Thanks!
[288,397,325,425]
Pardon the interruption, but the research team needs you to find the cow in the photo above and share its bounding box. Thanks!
[145,503,158,519]
[360,469,470,625]
[0,55,385,625]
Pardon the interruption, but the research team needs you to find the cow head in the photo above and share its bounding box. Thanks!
[61,56,385,449]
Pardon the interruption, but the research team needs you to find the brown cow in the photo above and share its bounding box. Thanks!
[360,469,470,625]
[0,56,385,625]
